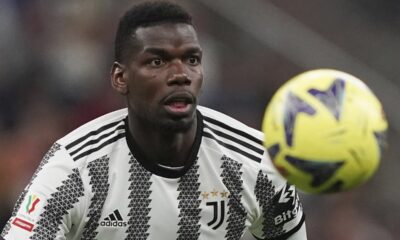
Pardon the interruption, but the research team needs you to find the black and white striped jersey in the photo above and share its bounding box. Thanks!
[1,106,305,240]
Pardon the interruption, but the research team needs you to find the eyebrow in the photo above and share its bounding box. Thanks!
[143,48,169,58]
[185,47,203,56]
[142,47,203,57]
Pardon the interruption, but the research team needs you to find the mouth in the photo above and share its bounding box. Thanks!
[163,92,195,115]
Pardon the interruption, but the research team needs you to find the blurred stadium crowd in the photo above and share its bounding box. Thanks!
[1,0,399,239]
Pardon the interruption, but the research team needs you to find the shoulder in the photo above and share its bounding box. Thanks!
[57,108,128,162]
[198,106,266,164]
[198,106,264,141]
[197,106,286,184]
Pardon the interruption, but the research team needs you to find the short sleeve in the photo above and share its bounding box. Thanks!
[249,169,306,240]
[1,143,87,240]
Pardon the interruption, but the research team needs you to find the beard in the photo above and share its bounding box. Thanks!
[157,117,195,132]
[130,105,197,134]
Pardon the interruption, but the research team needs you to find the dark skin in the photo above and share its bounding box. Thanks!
[111,23,203,167]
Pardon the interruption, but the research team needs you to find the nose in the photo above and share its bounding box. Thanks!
[167,60,191,86]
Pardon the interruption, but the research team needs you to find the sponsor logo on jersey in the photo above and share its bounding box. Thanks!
[100,209,127,227]
[12,217,34,232]
[25,194,41,214]
[272,184,302,226]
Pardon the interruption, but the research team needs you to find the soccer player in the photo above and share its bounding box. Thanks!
[1,1,307,239]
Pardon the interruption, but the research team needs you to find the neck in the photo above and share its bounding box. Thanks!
[127,114,198,167]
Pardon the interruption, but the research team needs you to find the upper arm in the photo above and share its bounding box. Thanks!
[248,152,307,240]
[1,143,87,240]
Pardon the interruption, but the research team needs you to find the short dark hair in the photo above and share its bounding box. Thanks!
[114,1,193,63]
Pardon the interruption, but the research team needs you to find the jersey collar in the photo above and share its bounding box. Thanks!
[124,110,203,178]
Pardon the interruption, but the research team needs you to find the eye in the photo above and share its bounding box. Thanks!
[187,56,201,66]
[149,58,165,67]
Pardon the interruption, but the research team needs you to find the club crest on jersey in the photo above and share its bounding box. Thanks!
[202,189,229,230]
[272,184,302,226]
[25,194,41,214]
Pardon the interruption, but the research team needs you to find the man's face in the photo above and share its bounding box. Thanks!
[116,23,203,132]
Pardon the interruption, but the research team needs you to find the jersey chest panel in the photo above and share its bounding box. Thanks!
[92,145,253,240]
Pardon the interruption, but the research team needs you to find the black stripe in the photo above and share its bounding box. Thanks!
[221,156,246,238]
[203,131,261,163]
[66,121,122,150]
[204,124,264,155]
[126,154,152,238]
[203,116,263,145]
[255,170,279,238]
[109,214,116,221]
[114,210,123,221]
[176,162,201,239]
[69,124,125,156]
[31,169,84,239]
[81,156,110,239]
[73,133,125,161]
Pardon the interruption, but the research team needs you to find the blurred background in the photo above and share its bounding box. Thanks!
[0,0,399,239]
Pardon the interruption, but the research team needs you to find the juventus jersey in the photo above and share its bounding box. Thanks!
[1,106,305,240]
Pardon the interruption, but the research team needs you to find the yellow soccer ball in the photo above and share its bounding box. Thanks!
[262,69,388,193]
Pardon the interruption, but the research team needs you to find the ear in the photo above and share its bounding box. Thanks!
[111,62,128,95]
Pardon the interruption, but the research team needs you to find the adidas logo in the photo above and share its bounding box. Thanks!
[100,209,127,227]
